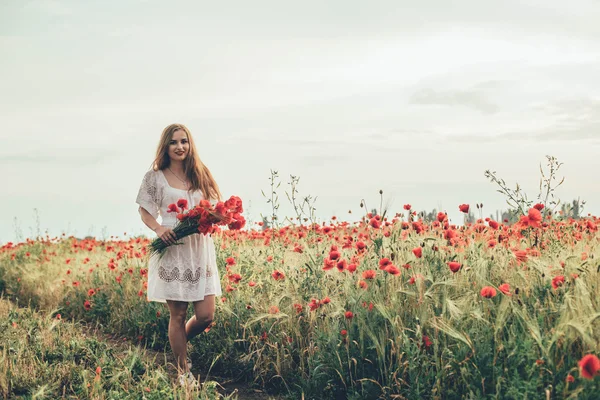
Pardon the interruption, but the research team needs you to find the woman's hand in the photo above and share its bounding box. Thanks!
[155,226,177,246]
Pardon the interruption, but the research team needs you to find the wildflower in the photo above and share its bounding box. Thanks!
[566,374,575,383]
[56,314,61,320]
[552,275,565,290]
[293,303,303,314]
[341,329,348,336]
[480,286,497,298]
[321,296,331,305]
[271,270,285,281]
[422,335,432,348]
[358,280,368,289]
[248,281,257,287]
[176,198,188,210]
[488,220,499,229]
[378,258,392,270]
[362,270,376,279]
[84,300,92,310]
[369,216,381,229]
[514,250,528,264]
[403,204,411,210]
[268,305,279,314]
[498,283,511,295]
[166,203,180,213]
[385,264,401,275]
[412,247,422,258]
[308,299,320,311]
[437,212,447,222]
[226,257,236,266]
[344,311,354,319]
[346,263,357,273]
[579,354,600,379]
[459,204,469,213]
[528,208,543,228]
[87,289,96,296]
[356,241,366,252]
[447,261,461,273]
[533,203,544,211]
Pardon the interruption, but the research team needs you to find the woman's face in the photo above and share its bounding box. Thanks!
[168,129,190,162]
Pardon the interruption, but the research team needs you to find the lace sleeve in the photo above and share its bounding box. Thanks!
[136,170,161,219]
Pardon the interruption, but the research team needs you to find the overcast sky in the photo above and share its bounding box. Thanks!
[1,0,599,244]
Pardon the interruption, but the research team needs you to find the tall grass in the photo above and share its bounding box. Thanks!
[1,211,599,398]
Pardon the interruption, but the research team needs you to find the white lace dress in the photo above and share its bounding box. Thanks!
[135,169,222,303]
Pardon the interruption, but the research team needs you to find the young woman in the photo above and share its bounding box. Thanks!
[135,123,223,386]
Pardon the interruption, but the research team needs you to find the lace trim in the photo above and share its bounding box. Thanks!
[136,170,162,218]
[158,265,214,283]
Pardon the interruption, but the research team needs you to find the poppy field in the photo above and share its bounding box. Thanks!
[1,201,600,399]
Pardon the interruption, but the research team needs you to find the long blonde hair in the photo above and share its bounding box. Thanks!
[152,123,222,202]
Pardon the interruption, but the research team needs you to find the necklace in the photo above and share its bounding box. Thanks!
[168,166,189,189]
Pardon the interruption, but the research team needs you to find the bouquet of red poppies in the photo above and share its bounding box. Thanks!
[149,195,245,257]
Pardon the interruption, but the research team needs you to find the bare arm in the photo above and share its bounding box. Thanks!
[139,206,177,245]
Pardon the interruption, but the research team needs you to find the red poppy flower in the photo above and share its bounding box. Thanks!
[579,354,600,379]
[403,204,412,210]
[533,203,544,211]
[356,241,366,252]
[447,261,461,273]
[385,264,401,275]
[271,270,285,281]
[513,250,528,264]
[226,257,236,266]
[344,311,353,319]
[422,335,432,348]
[358,280,368,289]
[412,247,422,258]
[84,300,92,310]
[552,275,565,289]
[488,220,499,229]
[166,203,180,213]
[379,258,392,270]
[498,283,511,295]
[176,198,188,210]
[480,286,497,298]
[459,204,470,213]
[341,329,348,336]
[528,208,543,228]
[369,217,381,229]
[362,269,376,279]
[323,258,336,270]
[437,212,447,222]
[308,299,320,311]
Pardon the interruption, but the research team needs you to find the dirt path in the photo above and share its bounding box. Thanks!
[82,324,285,400]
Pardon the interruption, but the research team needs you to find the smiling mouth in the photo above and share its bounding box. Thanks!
[175,152,185,155]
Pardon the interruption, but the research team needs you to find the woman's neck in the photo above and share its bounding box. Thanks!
[168,161,185,175]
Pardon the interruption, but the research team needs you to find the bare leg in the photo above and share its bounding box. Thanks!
[166,300,189,373]
[186,295,215,341]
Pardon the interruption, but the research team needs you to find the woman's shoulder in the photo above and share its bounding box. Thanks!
[141,168,163,184]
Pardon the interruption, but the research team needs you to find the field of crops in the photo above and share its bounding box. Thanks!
[1,206,599,399]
